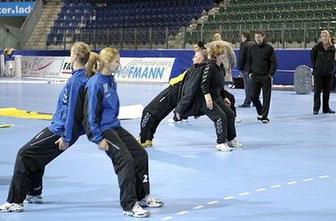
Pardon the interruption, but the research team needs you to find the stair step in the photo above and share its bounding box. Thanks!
[25,0,63,49]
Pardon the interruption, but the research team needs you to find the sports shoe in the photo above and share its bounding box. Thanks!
[145,140,153,147]
[238,103,251,108]
[235,117,242,123]
[216,143,232,152]
[228,139,242,148]
[0,202,24,212]
[323,109,335,114]
[138,138,152,148]
[123,202,150,218]
[25,195,43,204]
[257,115,262,120]
[139,194,164,208]
[261,118,270,124]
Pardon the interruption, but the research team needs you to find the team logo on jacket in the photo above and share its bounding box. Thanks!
[103,84,109,93]
[103,83,111,98]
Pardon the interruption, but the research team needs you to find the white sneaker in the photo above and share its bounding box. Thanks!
[0,202,24,212]
[123,202,150,218]
[216,143,232,152]
[139,194,164,208]
[228,139,242,148]
[25,195,43,204]
[235,117,242,123]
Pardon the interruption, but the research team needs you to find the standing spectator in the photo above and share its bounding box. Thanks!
[238,32,256,107]
[3,48,15,77]
[311,30,335,114]
[246,31,277,123]
[212,33,236,84]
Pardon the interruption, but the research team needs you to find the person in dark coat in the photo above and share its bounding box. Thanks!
[246,31,277,123]
[238,31,256,107]
[311,30,335,114]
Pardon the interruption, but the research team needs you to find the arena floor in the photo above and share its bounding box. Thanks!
[0,81,335,221]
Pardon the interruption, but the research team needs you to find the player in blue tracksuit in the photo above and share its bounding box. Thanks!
[83,47,163,218]
[0,42,92,212]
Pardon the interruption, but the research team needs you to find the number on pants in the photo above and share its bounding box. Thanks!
[143,174,148,183]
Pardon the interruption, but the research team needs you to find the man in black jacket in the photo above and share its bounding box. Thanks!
[238,31,256,107]
[246,31,277,123]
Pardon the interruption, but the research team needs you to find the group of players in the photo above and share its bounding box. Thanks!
[0,43,162,218]
[0,31,277,218]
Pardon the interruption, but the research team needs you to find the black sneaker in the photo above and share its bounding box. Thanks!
[323,109,335,114]
[238,103,251,108]
[313,110,318,115]
[257,115,262,120]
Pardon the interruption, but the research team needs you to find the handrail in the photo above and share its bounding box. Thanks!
[20,0,43,49]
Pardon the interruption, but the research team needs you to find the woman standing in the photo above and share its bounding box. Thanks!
[83,48,163,218]
[311,30,335,114]
[0,42,91,212]
[198,41,241,151]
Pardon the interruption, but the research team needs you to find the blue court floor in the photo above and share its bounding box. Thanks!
[0,81,336,221]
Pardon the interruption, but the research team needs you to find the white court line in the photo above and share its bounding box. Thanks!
[161,174,334,220]
[319,175,331,179]
[255,188,267,192]
[176,211,189,215]
[287,181,297,185]
[161,216,174,221]
[207,200,219,205]
[239,192,250,196]
[192,205,204,210]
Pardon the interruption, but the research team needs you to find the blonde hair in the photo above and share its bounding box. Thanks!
[321,30,331,37]
[98,47,119,71]
[320,30,333,45]
[207,40,226,59]
[71,42,91,65]
[85,52,99,77]
[213,33,222,41]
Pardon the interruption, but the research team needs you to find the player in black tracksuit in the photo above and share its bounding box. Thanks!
[139,50,208,147]
[174,52,241,152]
[138,72,185,147]
[194,60,237,149]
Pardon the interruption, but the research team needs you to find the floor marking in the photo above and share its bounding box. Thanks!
[161,174,334,220]
[239,192,250,196]
[287,181,297,185]
[223,196,235,200]
[319,175,330,179]
[255,188,266,192]
[207,200,219,205]
[176,211,189,215]
[192,205,204,210]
